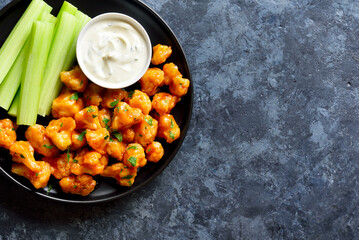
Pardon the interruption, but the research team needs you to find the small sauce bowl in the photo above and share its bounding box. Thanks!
[76,13,152,89]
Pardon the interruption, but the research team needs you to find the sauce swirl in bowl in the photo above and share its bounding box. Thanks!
[76,13,151,89]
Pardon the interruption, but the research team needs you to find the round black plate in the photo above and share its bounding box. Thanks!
[0,0,192,203]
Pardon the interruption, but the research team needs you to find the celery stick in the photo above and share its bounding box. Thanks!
[8,89,19,117]
[0,0,51,84]
[38,11,91,116]
[37,12,78,117]
[0,39,29,110]
[17,21,54,125]
[53,1,77,36]
[42,3,52,14]
[56,1,77,20]
[39,11,57,24]
[63,10,91,70]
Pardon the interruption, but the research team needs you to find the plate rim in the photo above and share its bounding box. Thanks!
[0,0,193,203]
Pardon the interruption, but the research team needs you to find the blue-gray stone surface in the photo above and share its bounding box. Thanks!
[2,0,359,239]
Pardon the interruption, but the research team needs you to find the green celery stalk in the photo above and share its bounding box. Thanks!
[39,11,57,24]
[8,89,20,117]
[0,0,51,84]
[37,12,78,117]
[42,3,52,14]
[38,10,91,116]
[17,21,54,125]
[0,39,29,110]
[52,1,77,37]
[63,10,91,70]
[0,6,55,111]
[56,1,77,20]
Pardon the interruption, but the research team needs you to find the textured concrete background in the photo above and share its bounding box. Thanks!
[2,0,359,239]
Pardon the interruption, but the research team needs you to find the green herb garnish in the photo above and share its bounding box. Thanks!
[171,118,174,129]
[113,132,123,142]
[70,92,79,101]
[127,146,137,150]
[104,135,109,140]
[110,99,119,107]
[92,114,97,118]
[43,144,53,149]
[20,154,25,159]
[78,130,87,141]
[103,118,110,129]
[87,106,95,113]
[67,146,70,163]
[169,131,175,140]
[128,91,135,98]
[73,159,78,163]
[145,117,153,126]
[122,175,133,179]
[128,156,137,166]
[47,184,52,193]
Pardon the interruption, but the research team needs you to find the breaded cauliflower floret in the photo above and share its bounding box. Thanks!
[42,152,73,179]
[169,75,190,97]
[71,148,108,176]
[60,65,88,92]
[51,87,84,119]
[122,143,146,168]
[71,130,87,151]
[124,90,152,115]
[101,162,137,187]
[59,174,96,196]
[110,102,143,131]
[10,141,41,173]
[157,114,180,143]
[25,124,59,157]
[101,88,127,108]
[0,118,16,149]
[106,138,126,161]
[146,141,164,163]
[121,128,135,143]
[45,117,76,151]
[85,128,110,155]
[139,68,164,96]
[151,44,172,65]
[74,105,102,130]
[83,83,103,106]
[133,115,158,147]
[152,92,180,116]
[11,161,51,189]
[98,108,112,130]
[163,62,182,85]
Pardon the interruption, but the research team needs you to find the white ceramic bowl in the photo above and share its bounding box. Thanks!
[76,13,152,89]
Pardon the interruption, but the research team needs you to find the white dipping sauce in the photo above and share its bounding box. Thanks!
[78,17,149,84]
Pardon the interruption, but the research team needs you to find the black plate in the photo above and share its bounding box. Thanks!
[0,0,192,203]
